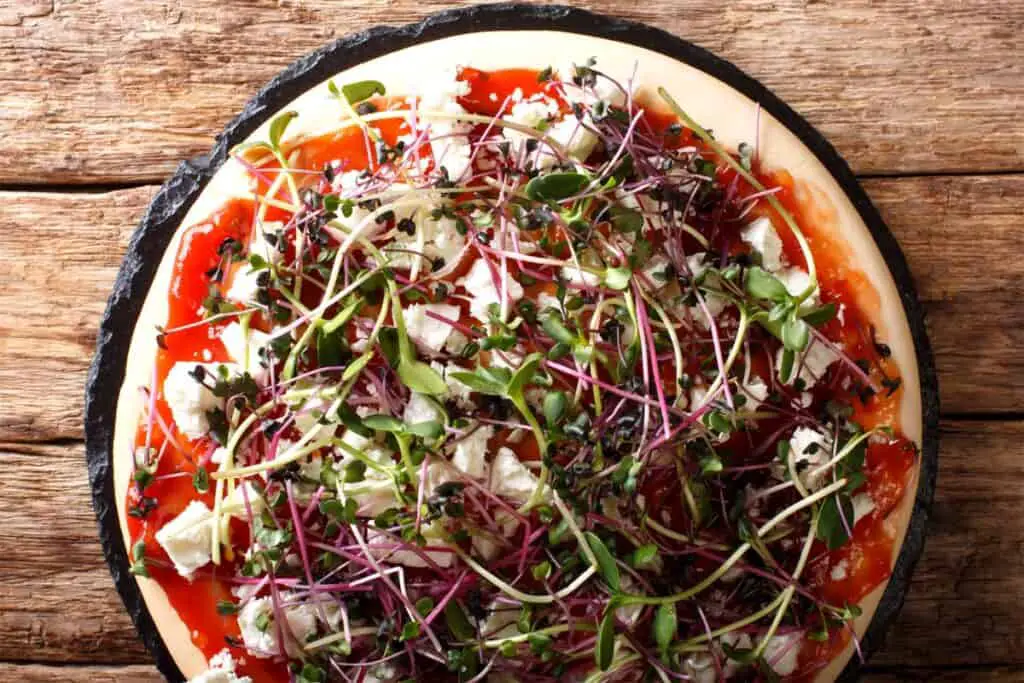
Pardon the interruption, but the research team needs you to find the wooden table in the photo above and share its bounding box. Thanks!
[0,1,1021,680]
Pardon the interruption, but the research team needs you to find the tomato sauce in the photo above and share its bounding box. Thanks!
[126,67,917,681]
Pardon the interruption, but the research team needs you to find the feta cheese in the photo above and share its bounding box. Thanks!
[457,258,524,321]
[439,362,474,408]
[404,302,460,352]
[740,216,785,272]
[225,264,262,304]
[830,559,850,581]
[164,362,236,439]
[443,329,470,355]
[776,339,840,389]
[422,213,467,266]
[154,500,214,579]
[368,520,453,568]
[786,427,832,490]
[452,425,493,479]
[561,263,601,288]
[481,601,520,639]
[681,653,716,683]
[503,97,559,158]
[776,267,822,311]
[547,114,599,163]
[219,323,271,381]
[238,594,317,658]
[490,447,543,502]
[404,392,443,424]
[641,254,673,287]
[852,492,876,524]
[742,377,770,411]
[187,649,253,683]
[687,252,711,280]
[762,632,802,676]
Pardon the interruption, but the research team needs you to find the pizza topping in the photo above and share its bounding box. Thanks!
[127,59,916,682]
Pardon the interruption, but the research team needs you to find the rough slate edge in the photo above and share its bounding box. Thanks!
[83,3,940,681]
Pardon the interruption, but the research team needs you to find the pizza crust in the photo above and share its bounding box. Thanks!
[111,30,923,680]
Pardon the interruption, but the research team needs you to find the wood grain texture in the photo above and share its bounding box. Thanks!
[0,664,162,683]
[0,442,148,663]
[0,0,1021,185]
[2,174,1020,441]
[0,421,1019,667]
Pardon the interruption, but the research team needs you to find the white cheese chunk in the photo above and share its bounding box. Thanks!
[503,97,560,159]
[762,632,802,676]
[238,594,317,659]
[787,427,832,491]
[681,653,716,683]
[777,266,822,310]
[776,339,840,389]
[219,323,270,381]
[164,362,237,439]
[740,216,785,272]
[452,425,493,479]
[481,601,520,639]
[852,492,876,524]
[154,500,214,579]
[547,114,599,163]
[457,258,524,322]
[187,649,253,683]
[742,377,770,411]
[404,302,460,352]
[338,446,396,517]
[561,263,601,288]
[404,392,443,425]
[641,254,673,287]
[490,447,543,502]
[368,520,454,568]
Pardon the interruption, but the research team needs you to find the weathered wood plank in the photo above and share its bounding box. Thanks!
[0,664,162,682]
[0,0,1021,184]
[0,420,1019,666]
[2,175,1020,441]
[0,442,149,662]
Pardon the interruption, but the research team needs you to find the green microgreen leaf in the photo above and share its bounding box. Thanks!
[525,172,589,202]
[407,420,444,440]
[602,266,632,291]
[653,603,677,655]
[802,302,838,326]
[630,543,659,569]
[584,531,620,592]
[268,111,298,151]
[192,466,209,493]
[339,80,386,104]
[542,391,568,425]
[398,360,448,395]
[745,266,789,302]
[609,205,644,234]
[817,493,855,549]
[782,315,810,352]
[444,601,476,641]
[362,414,405,433]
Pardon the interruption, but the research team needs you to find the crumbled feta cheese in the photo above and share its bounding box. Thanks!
[762,632,802,676]
[238,594,317,659]
[187,649,253,683]
[852,492,876,524]
[681,653,716,683]
[368,520,453,568]
[503,96,559,158]
[219,323,270,381]
[830,559,850,581]
[422,213,467,265]
[743,377,770,411]
[443,329,470,355]
[641,254,673,287]
[155,500,214,579]
[490,447,543,502]
[438,362,474,408]
[481,601,519,639]
[687,252,711,280]
[452,425,493,479]
[225,482,265,519]
[164,362,236,440]
[404,392,443,425]
[741,216,785,272]
[458,258,524,321]
[404,302,460,352]
[777,267,822,310]
[546,114,599,163]
[560,264,601,288]
[787,427,832,490]
[225,265,262,305]
[776,339,840,389]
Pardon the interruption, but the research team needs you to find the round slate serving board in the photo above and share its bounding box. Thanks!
[85,4,939,681]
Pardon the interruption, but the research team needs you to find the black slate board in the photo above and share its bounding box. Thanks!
[84,4,940,681]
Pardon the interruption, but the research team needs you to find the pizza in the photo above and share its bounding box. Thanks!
[113,40,921,683]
